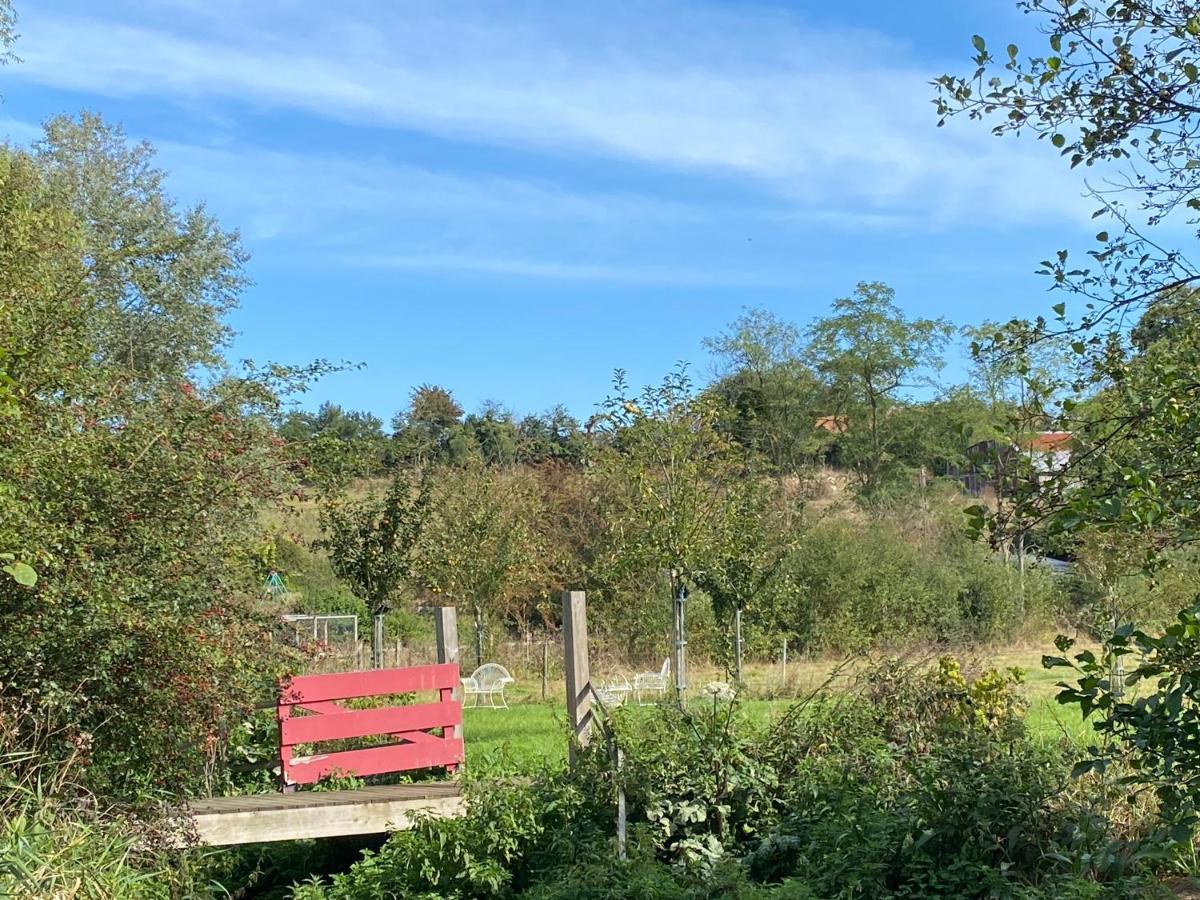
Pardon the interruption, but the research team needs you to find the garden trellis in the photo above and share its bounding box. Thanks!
[281,613,359,647]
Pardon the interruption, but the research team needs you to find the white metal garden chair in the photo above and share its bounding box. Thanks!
[634,658,670,704]
[461,663,515,709]
[594,674,632,710]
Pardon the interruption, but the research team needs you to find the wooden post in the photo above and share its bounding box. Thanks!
[435,607,463,745]
[781,637,788,688]
[541,641,549,702]
[562,590,592,762]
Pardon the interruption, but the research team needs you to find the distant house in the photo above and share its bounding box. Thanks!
[814,415,848,434]
[1021,431,1073,475]
[812,415,848,466]
[962,431,1074,496]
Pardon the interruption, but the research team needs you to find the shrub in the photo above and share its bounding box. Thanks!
[0,704,185,899]
[294,771,606,899]
[753,518,1060,655]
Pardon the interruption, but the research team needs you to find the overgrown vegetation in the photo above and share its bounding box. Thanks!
[14,0,1200,895]
[289,660,1163,898]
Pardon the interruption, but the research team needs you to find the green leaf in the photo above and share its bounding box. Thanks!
[972,34,986,53]
[1051,133,1066,148]
[1052,302,1066,317]
[1189,16,1200,36]
[1096,231,1108,242]
[1007,43,1018,60]
[2,561,37,587]
[1050,33,1062,52]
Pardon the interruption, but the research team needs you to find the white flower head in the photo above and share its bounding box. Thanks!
[702,681,735,701]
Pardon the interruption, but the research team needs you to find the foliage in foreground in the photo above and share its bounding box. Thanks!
[0,706,178,899]
[291,659,1160,899]
[0,123,311,798]
[1049,601,1200,845]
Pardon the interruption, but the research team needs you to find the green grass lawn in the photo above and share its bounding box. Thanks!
[463,645,1101,772]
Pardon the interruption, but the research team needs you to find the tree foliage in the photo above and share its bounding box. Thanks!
[33,113,246,381]
[807,282,953,490]
[415,464,549,665]
[319,470,432,618]
[591,367,735,589]
[0,141,305,796]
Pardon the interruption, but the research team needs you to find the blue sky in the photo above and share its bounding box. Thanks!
[1,1,1105,423]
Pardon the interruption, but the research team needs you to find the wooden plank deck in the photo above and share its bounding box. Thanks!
[176,783,465,846]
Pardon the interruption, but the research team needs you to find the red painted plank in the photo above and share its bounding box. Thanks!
[284,739,465,785]
[295,701,345,715]
[280,664,459,705]
[281,700,462,746]
[395,729,443,744]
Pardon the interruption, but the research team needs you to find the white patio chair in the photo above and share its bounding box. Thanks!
[594,674,632,710]
[634,658,670,705]
[461,663,515,709]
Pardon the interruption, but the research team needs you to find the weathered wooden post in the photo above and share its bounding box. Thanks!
[562,590,592,762]
[435,607,463,744]
[541,641,549,702]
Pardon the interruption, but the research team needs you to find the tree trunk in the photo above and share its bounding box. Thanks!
[733,607,743,684]
[671,570,687,701]
[1016,529,1026,617]
[1109,585,1124,698]
[473,606,484,669]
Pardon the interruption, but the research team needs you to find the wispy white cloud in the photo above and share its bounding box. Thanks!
[7,0,1094,230]
[347,252,802,288]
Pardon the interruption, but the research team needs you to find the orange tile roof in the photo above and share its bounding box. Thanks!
[814,415,848,434]
[1021,431,1072,451]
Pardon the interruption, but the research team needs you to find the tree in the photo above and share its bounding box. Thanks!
[392,384,470,465]
[32,113,246,381]
[0,146,309,796]
[935,2,1200,357]
[965,321,1071,423]
[940,1,1200,845]
[704,308,826,472]
[280,401,387,485]
[807,283,953,491]
[319,471,432,664]
[415,464,547,667]
[591,366,736,696]
[1130,286,1200,352]
[694,471,799,683]
[467,402,519,467]
[515,406,588,465]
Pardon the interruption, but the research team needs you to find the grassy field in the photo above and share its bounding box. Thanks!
[463,643,1098,770]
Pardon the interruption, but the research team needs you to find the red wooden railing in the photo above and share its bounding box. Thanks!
[277,663,463,787]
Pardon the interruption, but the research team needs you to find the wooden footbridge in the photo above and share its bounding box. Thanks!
[185,783,465,845]
[176,597,597,846]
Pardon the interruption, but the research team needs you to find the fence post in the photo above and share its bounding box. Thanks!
[562,590,592,762]
[781,637,788,688]
[541,641,549,702]
[435,607,463,744]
